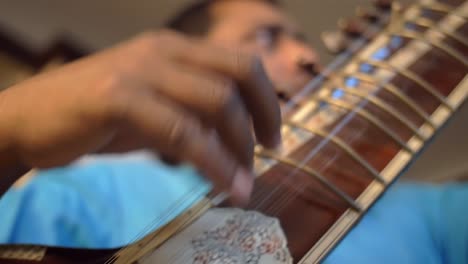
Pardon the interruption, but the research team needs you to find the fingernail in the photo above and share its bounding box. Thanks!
[230,167,254,206]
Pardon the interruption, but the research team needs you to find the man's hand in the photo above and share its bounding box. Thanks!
[0,30,281,204]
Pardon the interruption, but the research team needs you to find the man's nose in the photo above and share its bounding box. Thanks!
[296,41,321,73]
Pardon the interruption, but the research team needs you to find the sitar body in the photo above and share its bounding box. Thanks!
[1,0,467,263]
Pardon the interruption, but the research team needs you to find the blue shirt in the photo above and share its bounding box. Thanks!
[0,157,467,263]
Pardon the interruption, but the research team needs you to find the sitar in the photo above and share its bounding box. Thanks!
[1,0,467,263]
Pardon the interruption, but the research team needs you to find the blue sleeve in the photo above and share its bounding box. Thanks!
[0,158,210,248]
[324,182,468,264]
[2,159,468,264]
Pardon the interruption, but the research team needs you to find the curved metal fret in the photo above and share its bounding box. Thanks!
[285,121,386,184]
[389,30,468,67]
[411,17,468,47]
[254,148,363,211]
[313,97,415,154]
[330,83,427,140]
[359,59,455,110]
[349,71,437,128]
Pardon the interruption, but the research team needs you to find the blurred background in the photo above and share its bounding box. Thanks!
[0,0,466,182]
[0,0,410,63]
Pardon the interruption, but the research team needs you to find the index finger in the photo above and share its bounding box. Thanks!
[170,37,282,148]
[115,88,254,205]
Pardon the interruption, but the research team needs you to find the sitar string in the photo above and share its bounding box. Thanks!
[104,182,209,264]
[253,93,372,218]
[239,14,394,216]
[260,44,413,215]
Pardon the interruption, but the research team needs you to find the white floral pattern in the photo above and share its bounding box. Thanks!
[141,208,292,264]
[191,211,291,264]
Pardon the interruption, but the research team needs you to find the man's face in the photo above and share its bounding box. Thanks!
[206,0,320,100]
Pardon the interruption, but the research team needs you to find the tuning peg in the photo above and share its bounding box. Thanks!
[321,30,349,54]
[374,0,393,11]
[338,18,365,38]
[356,6,380,23]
